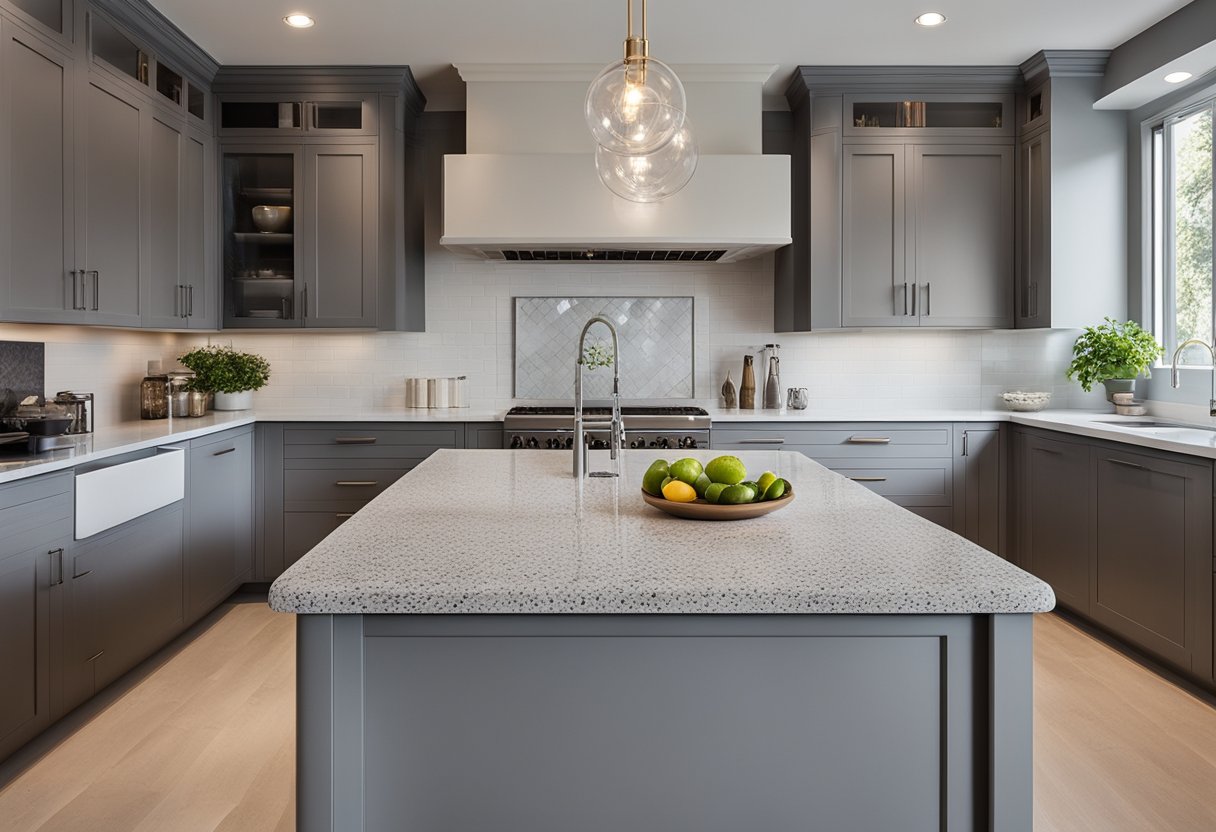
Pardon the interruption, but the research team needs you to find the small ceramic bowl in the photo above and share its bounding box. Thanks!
[251,205,292,233]
[1001,391,1051,412]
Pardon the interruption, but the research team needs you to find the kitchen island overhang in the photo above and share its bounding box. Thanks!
[271,450,1054,832]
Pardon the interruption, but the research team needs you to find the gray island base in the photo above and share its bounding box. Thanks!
[270,450,1054,832]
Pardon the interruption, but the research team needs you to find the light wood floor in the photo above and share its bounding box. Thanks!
[1,604,1214,831]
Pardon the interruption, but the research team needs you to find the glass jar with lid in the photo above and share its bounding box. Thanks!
[140,360,170,420]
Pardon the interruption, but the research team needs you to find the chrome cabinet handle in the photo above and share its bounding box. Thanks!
[1108,458,1146,471]
[334,437,377,445]
[212,447,237,457]
[301,285,308,319]
[187,284,194,318]
[89,270,99,311]
[69,270,82,310]
[904,281,909,315]
[911,282,917,317]
[924,282,931,317]
[49,548,64,587]
[335,480,378,487]
[737,438,785,445]
[849,476,888,483]
[177,285,187,318]
[961,432,969,457]
[847,436,891,444]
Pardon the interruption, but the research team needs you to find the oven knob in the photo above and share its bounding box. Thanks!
[590,439,607,450]
[656,437,670,449]
[630,439,642,449]
[564,436,575,449]
[683,436,698,449]
[526,437,540,449]
[510,435,524,449]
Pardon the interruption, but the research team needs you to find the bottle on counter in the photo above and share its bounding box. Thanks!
[721,369,737,409]
[140,360,170,420]
[764,355,782,409]
[740,355,756,410]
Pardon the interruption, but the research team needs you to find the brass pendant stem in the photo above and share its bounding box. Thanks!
[622,0,650,63]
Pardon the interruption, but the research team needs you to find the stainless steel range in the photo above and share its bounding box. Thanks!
[504,406,711,451]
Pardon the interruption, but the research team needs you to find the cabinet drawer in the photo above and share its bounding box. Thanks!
[827,459,953,507]
[0,493,73,561]
[906,506,954,530]
[282,425,463,460]
[713,423,952,458]
[283,465,410,506]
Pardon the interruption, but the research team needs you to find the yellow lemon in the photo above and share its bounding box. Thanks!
[661,480,698,502]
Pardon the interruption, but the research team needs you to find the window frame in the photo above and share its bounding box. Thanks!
[1147,94,1216,367]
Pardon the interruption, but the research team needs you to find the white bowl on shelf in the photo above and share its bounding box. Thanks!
[1001,391,1051,412]
[251,205,292,233]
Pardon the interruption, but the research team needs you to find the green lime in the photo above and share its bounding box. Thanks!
[693,473,712,498]
[757,471,778,494]
[642,460,671,496]
[719,484,757,505]
[669,458,705,486]
[704,455,747,485]
[763,478,787,501]
[705,482,728,504]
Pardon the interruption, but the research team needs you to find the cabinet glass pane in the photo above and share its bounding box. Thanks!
[9,0,62,33]
[155,61,183,106]
[852,101,1003,129]
[187,83,205,120]
[222,153,298,323]
[311,101,363,130]
[91,14,148,84]
[220,101,301,130]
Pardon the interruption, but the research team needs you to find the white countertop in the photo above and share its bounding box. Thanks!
[268,449,1056,616]
[704,406,1012,423]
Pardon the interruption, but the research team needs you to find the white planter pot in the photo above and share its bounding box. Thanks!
[212,390,254,411]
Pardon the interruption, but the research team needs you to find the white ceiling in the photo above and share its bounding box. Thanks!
[148,0,1191,109]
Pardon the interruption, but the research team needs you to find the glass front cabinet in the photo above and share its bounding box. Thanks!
[222,149,302,326]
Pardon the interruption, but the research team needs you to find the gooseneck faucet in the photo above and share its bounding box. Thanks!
[1170,339,1216,416]
[574,316,624,479]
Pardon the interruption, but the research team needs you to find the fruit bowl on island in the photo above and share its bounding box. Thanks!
[641,455,796,521]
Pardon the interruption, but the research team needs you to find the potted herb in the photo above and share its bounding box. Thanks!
[1066,318,1163,400]
[178,345,271,411]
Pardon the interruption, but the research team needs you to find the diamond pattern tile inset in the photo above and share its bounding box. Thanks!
[515,297,694,399]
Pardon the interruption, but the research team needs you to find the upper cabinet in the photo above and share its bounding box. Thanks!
[1015,51,1127,329]
[1,0,71,42]
[779,69,1020,332]
[212,67,426,331]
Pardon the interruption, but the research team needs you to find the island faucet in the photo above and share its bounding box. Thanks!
[1170,339,1216,416]
[574,316,624,479]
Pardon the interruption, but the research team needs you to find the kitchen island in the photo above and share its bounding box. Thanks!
[270,449,1054,832]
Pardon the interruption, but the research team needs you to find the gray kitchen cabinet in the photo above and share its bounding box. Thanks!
[0,17,78,323]
[76,72,143,326]
[909,145,1013,328]
[302,144,378,327]
[1090,447,1212,678]
[468,422,505,449]
[0,471,72,762]
[1015,52,1126,328]
[1016,430,1091,612]
[184,426,253,626]
[63,503,184,711]
[144,114,215,329]
[953,424,1005,556]
[1,0,71,42]
[841,144,907,327]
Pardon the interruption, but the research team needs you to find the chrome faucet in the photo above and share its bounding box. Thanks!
[1170,339,1216,416]
[574,316,624,479]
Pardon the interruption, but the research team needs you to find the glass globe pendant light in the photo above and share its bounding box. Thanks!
[585,0,687,156]
[595,111,698,202]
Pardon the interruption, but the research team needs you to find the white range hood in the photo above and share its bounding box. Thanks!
[441,64,791,264]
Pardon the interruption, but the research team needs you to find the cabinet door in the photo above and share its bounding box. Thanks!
[1091,449,1213,677]
[1017,432,1091,611]
[842,144,908,327]
[64,506,184,710]
[302,144,378,327]
[185,429,253,625]
[909,145,1014,327]
[0,20,77,323]
[181,128,215,328]
[953,425,1004,556]
[77,74,142,325]
[143,112,186,327]
[1016,131,1050,328]
[283,511,349,570]
[0,541,61,760]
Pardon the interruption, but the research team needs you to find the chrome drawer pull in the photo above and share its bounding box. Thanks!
[334,437,377,445]
[335,513,355,519]
[847,436,891,444]
[1108,458,1146,471]
[737,438,785,445]
[212,447,237,457]
[849,476,888,483]
[335,480,378,487]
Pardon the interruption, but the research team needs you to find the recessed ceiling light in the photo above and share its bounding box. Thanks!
[283,13,315,28]
[1164,71,1193,84]
[914,11,947,26]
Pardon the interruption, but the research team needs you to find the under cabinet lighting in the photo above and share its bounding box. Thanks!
[1164,71,1193,84]
[914,11,947,26]
[284,13,315,28]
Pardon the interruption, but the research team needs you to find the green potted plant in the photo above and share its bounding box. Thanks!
[1066,318,1163,400]
[178,345,271,411]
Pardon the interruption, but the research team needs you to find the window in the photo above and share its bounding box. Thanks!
[1152,101,1214,365]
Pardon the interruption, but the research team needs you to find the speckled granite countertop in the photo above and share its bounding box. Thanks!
[268,449,1056,616]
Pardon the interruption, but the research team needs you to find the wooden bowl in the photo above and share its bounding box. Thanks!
[640,487,795,521]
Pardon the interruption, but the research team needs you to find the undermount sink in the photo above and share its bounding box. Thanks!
[1091,419,1216,433]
